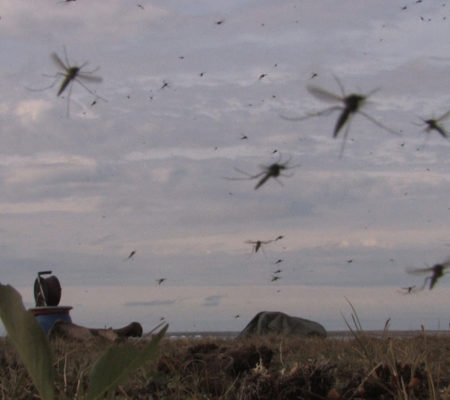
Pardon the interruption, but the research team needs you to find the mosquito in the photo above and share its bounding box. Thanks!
[225,156,298,190]
[245,239,274,253]
[125,250,136,260]
[398,285,417,294]
[407,259,450,290]
[29,48,104,117]
[273,269,282,274]
[245,234,282,253]
[418,110,450,139]
[281,76,399,157]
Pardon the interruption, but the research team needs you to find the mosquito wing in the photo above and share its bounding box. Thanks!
[307,85,342,103]
[406,266,433,275]
[77,74,103,83]
[51,52,68,71]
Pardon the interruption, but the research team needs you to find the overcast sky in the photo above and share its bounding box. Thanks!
[1,0,449,334]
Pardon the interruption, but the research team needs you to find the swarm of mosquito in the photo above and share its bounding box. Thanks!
[281,76,400,157]
[406,259,450,290]
[28,48,105,117]
[225,155,299,190]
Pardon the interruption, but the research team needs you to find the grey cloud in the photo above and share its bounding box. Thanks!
[203,295,226,307]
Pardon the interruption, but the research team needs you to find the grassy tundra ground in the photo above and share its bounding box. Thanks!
[0,331,449,399]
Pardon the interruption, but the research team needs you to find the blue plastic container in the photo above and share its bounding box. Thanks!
[29,306,73,335]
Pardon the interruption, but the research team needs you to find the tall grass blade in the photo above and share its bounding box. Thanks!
[87,323,168,400]
[421,325,438,400]
[341,298,371,360]
[0,284,55,400]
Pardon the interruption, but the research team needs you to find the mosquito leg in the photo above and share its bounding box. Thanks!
[280,105,341,121]
[63,46,70,66]
[81,66,100,74]
[26,78,59,92]
[66,82,73,118]
[366,88,381,97]
[43,71,66,79]
[223,168,263,182]
[273,177,285,187]
[234,167,261,178]
[78,61,89,70]
[358,110,400,135]
[339,118,352,158]
[421,276,431,290]
[75,79,107,102]
[333,75,346,97]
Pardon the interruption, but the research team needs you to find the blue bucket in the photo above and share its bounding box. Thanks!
[29,306,73,335]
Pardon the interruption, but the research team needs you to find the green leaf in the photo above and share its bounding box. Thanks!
[87,324,168,400]
[0,284,55,400]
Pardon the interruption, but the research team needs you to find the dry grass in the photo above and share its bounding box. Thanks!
[0,331,449,399]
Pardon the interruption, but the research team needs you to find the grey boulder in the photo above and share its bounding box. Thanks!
[238,311,327,338]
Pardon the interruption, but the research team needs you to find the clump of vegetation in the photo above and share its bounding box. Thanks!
[0,285,449,399]
[1,328,449,399]
[0,284,167,400]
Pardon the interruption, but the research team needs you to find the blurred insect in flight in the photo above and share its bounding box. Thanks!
[245,235,283,254]
[398,285,417,294]
[418,110,450,139]
[245,239,273,253]
[281,76,399,157]
[225,155,298,190]
[407,259,450,290]
[29,48,104,117]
